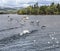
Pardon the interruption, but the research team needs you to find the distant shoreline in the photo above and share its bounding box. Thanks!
[0,13,60,16]
[17,2,60,15]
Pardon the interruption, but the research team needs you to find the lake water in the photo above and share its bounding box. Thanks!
[0,14,60,51]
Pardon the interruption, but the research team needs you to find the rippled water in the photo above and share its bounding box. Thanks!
[0,14,60,51]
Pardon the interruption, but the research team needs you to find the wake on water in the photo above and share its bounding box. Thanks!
[0,27,21,32]
[0,29,60,51]
[0,15,60,51]
[0,29,38,45]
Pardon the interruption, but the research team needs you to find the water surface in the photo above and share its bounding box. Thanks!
[0,14,60,51]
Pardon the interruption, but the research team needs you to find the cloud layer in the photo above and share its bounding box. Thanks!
[0,0,60,7]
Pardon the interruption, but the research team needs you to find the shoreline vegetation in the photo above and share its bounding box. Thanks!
[17,2,60,15]
[0,2,60,15]
[0,11,17,14]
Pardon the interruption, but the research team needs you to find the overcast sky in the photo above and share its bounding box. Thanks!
[0,0,60,7]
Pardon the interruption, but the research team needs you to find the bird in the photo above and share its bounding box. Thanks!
[23,16,29,20]
[36,20,40,26]
[36,20,39,23]
[20,30,30,36]
[41,26,46,30]
[51,37,55,40]
[47,41,51,44]
[30,21,34,23]
[33,40,36,43]
[8,16,9,17]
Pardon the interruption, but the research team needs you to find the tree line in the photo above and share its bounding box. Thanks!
[17,2,60,15]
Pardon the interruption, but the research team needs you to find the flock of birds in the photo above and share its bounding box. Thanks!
[7,16,60,50]
[8,16,40,25]
[7,16,41,35]
[7,16,46,28]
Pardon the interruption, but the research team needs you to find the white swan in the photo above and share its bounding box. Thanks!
[20,29,38,36]
[23,30,30,34]
[20,30,30,36]
[36,20,39,23]
[23,16,29,20]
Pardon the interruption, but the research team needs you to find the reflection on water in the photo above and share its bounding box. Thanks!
[0,14,60,51]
